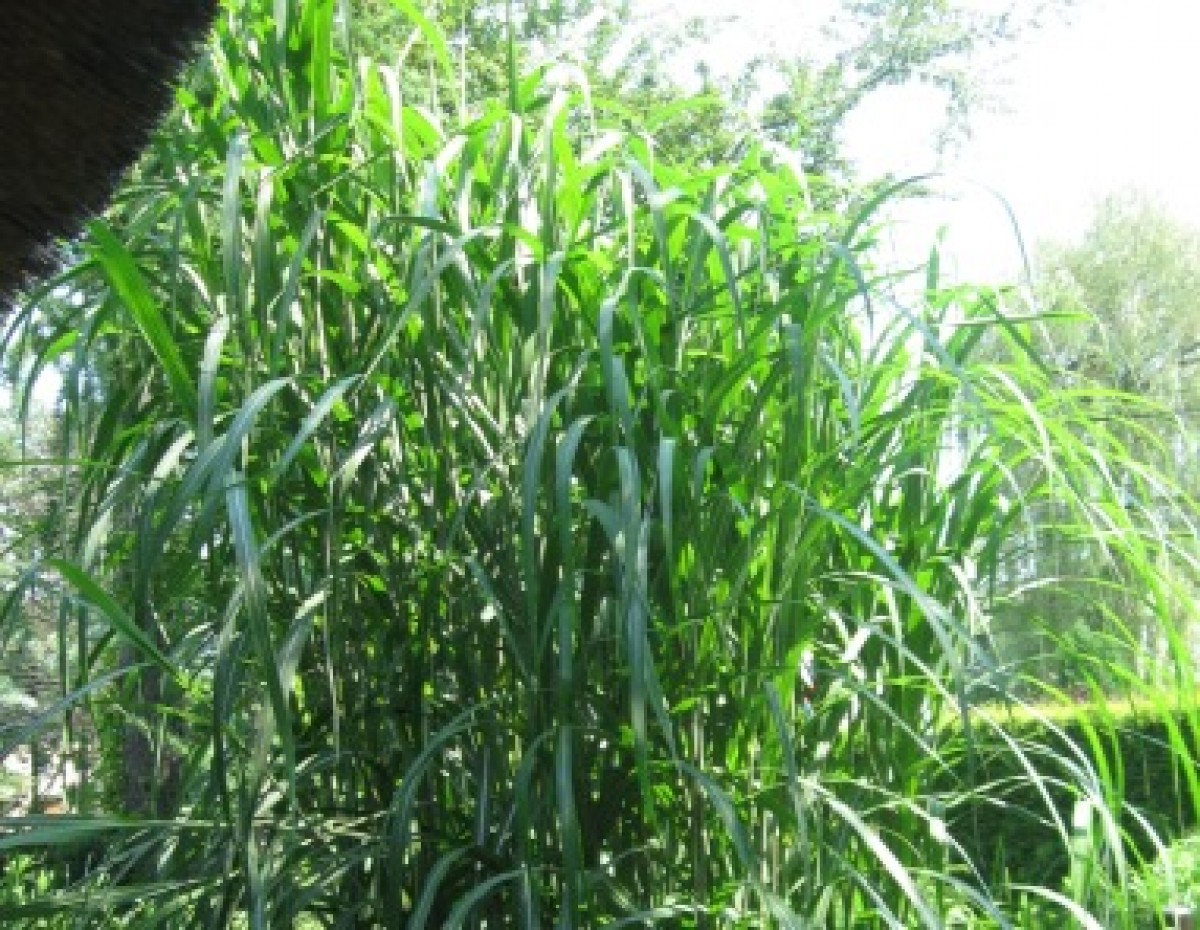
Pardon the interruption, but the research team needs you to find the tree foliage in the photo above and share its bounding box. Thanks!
[0,399,65,719]
[1036,189,1200,407]
[759,0,1078,162]
[349,0,1076,172]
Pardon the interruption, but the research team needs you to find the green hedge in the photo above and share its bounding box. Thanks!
[942,703,1200,887]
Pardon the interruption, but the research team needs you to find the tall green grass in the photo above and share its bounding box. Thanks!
[1,0,1197,926]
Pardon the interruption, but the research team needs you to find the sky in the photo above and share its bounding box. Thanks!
[645,0,1200,284]
[848,0,1200,283]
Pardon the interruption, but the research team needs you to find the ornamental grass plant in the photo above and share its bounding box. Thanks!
[1,1,1198,926]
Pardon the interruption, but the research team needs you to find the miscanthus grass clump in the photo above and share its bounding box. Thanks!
[2,0,1197,926]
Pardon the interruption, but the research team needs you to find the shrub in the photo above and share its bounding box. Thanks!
[944,700,1200,888]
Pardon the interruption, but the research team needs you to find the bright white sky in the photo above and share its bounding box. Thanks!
[642,0,1200,284]
[853,0,1200,283]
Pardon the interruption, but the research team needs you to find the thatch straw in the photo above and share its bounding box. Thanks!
[0,2,219,304]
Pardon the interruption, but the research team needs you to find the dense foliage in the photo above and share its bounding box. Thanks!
[348,0,1077,173]
[1,0,1196,927]
[1034,190,1200,418]
[941,700,1200,890]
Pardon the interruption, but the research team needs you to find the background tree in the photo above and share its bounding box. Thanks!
[1036,189,1200,413]
[988,190,1200,692]
[755,0,1078,173]
[0,394,68,797]
[347,0,1076,172]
